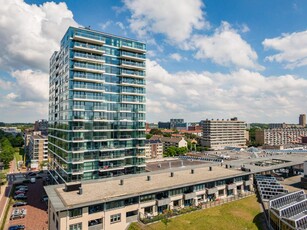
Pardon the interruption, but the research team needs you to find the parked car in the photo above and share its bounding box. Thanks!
[14,190,26,195]
[30,178,36,183]
[16,187,28,192]
[12,202,27,207]
[41,195,48,202]
[8,225,25,230]
[15,185,28,190]
[10,208,27,220]
[14,194,27,200]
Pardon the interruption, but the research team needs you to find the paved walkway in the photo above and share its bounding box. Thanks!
[0,159,15,224]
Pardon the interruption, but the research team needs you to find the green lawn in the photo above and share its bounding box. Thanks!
[130,195,264,230]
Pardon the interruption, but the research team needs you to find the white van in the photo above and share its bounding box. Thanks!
[30,178,36,183]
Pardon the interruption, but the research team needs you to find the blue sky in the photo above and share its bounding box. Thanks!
[1,0,307,123]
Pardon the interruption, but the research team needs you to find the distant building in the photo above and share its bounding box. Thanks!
[146,123,158,129]
[34,119,48,135]
[255,128,307,146]
[144,139,163,159]
[159,137,187,151]
[158,122,171,129]
[268,123,287,129]
[0,127,21,136]
[201,118,246,150]
[170,119,184,128]
[28,134,48,169]
[299,114,306,127]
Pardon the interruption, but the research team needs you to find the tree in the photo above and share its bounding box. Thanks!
[176,147,188,155]
[164,146,177,157]
[146,134,153,139]
[149,128,163,135]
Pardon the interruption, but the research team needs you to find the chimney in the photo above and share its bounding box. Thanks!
[191,169,194,174]
[78,187,83,195]
[147,175,151,181]
[119,179,124,185]
[209,166,212,171]
[170,172,174,177]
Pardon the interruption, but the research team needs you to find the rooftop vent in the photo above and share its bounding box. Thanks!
[147,175,151,181]
[78,187,83,195]
[120,179,124,185]
[170,172,174,177]
[65,182,81,192]
[191,169,194,174]
[209,166,212,171]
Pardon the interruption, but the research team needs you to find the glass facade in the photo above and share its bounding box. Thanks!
[48,27,146,182]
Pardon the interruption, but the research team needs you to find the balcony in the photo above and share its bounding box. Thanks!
[72,137,85,142]
[71,147,85,152]
[73,85,105,93]
[72,126,85,131]
[92,136,108,141]
[99,164,125,172]
[119,44,146,53]
[98,154,125,161]
[120,51,145,62]
[120,80,145,88]
[73,95,105,102]
[120,70,145,79]
[120,60,145,71]
[121,98,146,104]
[121,89,145,96]
[73,73,105,83]
[93,106,107,111]
[71,158,84,164]
[71,168,84,175]
[156,198,171,207]
[73,53,105,64]
[93,126,109,130]
[184,192,196,200]
[73,63,105,74]
[73,32,105,45]
[73,42,105,54]
[93,116,108,121]
[227,183,236,190]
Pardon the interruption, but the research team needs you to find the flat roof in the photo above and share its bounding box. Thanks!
[45,165,247,211]
[45,153,307,211]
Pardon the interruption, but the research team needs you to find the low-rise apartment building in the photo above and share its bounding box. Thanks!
[160,137,187,151]
[28,134,48,169]
[45,165,253,230]
[255,128,307,146]
[144,140,163,159]
[201,118,246,150]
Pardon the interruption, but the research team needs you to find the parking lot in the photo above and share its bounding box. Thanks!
[6,173,48,230]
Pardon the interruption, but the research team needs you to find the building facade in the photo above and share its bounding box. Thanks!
[48,27,146,183]
[255,128,307,146]
[45,165,253,230]
[28,134,48,169]
[201,118,246,150]
[144,140,163,159]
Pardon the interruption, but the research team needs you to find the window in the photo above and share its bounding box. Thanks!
[194,184,205,192]
[110,213,121,223]
[69,208,82,219]
[89,203,104,214]
[53,212,55,221]
[69,223,82,230]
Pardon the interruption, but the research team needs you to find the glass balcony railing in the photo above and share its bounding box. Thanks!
[121,89,145,94]
[74,52,105,62]
[74,42,104,52]
[73,73,105,82]
[74,62,104,71]
[121,41,145,50]
[74,32,105,43]
[121,51,145,59]
[121,69,145,77]
[121,60,145,68]
[73,95,105,101]
[122,98,145,103]
[73,84,105,91]
[93,106,107,110]
[121,79,145,85]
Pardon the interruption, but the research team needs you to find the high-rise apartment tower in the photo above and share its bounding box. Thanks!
[299,114,306,127]
[48,27,146,183]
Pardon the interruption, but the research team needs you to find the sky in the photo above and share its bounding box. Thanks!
[1,0,307,123]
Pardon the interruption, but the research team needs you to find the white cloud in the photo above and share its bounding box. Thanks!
[0,0,78,72]
[263,30,307,69]
[0,0,78,122]
[123,0,209,43]
[146,59,307,123]
[192,22,263,70]
[170,53,182,62]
